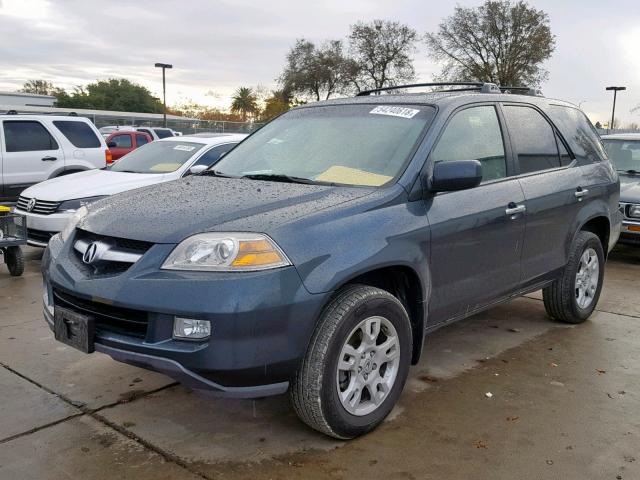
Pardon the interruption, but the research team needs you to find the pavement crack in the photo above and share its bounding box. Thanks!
[0,413,85,445]
[91,412,213,480]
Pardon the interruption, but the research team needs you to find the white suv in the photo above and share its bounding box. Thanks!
[0,114,108,202]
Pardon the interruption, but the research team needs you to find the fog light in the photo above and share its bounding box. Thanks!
[173,317,211,340]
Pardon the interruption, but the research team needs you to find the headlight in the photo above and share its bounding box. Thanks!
[629,205,640,218]
[58,196,107,212]
[162,233,291,271]
[59,206,89,243]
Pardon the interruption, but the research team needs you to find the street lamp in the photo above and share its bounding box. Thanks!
[605,86,626,131]
[155,62,173,127]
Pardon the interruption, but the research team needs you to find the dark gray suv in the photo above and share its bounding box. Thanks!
[42,82,621,439]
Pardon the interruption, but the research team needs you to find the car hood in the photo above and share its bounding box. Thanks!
[21,169,169,201]
[81,176,375,243]
[620,175,640,203]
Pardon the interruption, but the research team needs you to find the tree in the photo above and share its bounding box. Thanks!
[230,87,259,121]
[259,90,294,122]
[425,1,555,87]
[55,79,163,113]
[20,79,63,96]
[280,39,358,101]
[348,20,418,91]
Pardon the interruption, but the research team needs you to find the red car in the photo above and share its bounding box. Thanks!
[105,131,153,162]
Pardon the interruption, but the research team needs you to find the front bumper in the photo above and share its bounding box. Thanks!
[15,209,72,247]
[43,234,330,397]
[618,219,640,245]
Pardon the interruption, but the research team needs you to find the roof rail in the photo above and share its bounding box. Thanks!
[356,82,543,97]
[356,82,485,96]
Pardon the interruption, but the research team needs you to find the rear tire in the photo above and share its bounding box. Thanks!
[5,246,24,277]
[290,284,412,439]
[543,231,604,324]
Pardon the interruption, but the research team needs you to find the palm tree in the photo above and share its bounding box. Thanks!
[230,87,258,121]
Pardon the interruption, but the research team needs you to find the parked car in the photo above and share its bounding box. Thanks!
[17,134,245,246]
[42,83,621,439]
[601,133,640,245]
[105,131,153,161]
[99,125,137,137]
[0,114,109,202]
[135,127,175,140]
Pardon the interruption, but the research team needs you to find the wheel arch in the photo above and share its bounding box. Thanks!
[577,215,611,258]
[333,264,428,365]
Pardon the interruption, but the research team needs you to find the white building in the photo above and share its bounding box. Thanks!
[0,91,56,107]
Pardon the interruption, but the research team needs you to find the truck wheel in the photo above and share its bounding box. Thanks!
[543,231,604,324]
[290,284,412,439]
[5,246,25,277]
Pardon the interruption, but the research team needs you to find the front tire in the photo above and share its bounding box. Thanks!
[543,231,604,324]
[290,285,412,439]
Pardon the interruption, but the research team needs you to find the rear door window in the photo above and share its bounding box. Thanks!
[110,134,132,148]
[503,105,560,174]
[154,129,174,139]
[3,120,59,152]
[546,105,606,164]
[53,120,101,148]
[431,105,507,182]
[136,134,150,146]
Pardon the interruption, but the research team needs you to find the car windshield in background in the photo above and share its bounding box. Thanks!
[213,104,435,187]
[602,139,640,173]
[109,141,204,174]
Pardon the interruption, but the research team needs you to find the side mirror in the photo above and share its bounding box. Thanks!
[429,160,482,193]
[188,165,208,175]
[107,141,117,148]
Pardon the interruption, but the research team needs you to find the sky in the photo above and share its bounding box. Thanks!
[0,0,639,126]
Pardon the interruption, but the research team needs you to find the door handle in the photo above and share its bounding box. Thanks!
[41,156,57,161]
[575,187,589,201]
[505,203,526,216]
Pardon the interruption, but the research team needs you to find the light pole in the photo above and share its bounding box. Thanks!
[155,62,173,127]
[605,86,626,131]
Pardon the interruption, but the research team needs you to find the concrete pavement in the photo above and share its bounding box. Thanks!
[1,245,639,479]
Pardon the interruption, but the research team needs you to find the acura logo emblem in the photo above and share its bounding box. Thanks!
[26,198,37,212]
[83,243,99,264]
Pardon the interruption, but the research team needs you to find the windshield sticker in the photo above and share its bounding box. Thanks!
[370,106,420,119]
[173,145,196,152]
[267,138,284,145]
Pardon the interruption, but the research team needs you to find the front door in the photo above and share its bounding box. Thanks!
[1,119,65,199]
[425,104,526,324]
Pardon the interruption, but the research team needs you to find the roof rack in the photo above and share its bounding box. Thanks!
[356,82,543,97]
[2,110,81,116]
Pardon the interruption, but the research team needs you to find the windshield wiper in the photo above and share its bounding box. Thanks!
[240,173,321,185]
[618,169,639,175]
[199,170,238,178]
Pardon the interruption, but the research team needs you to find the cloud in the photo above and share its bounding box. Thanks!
[0,0,638,123]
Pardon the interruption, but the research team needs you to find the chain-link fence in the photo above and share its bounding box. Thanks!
[85,114,263,135]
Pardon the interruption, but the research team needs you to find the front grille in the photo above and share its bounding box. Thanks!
[72,229,153,277]
[16,196,61,215]
[76,229,153,254]
[27,228,54,244]
[53,289,149,338]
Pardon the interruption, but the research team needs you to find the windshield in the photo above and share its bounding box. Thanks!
[602,139,640,172]
[110,141,204,174]
[213,104,435,187]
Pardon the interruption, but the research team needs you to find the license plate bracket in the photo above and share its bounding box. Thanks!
[54,307,95,353]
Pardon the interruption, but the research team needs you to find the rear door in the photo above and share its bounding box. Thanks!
[501,103,582,286]
[426,104,526,323]
[135,133,151,148]
[1,119,65,199]
[109,133,134,160]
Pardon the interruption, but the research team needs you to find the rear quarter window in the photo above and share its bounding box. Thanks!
[53,120,101,148]
[546,105,607,165]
